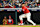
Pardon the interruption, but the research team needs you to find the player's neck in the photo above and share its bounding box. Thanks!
[22,6,25,7]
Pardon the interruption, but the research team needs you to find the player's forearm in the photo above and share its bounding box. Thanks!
[17,10,19,12]
[17,10,22,13]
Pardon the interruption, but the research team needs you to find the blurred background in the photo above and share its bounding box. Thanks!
[0,0,40,25]
[0,0,40,8]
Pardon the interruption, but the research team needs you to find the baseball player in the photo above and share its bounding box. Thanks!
[17,3,36,26]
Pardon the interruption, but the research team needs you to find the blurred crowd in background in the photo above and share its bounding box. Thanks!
[0,0,40,8]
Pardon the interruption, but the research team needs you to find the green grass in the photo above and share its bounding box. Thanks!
[0,25,40,27]
[17,25,40,27]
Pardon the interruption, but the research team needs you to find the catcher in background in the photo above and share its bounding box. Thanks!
[17,3,36,26]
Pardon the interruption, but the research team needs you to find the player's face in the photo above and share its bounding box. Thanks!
[9,17,11,19]
[4,17,6,19]
[22,4,25,7]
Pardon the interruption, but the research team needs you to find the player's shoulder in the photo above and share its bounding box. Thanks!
[24,6,26,7]
[24,6,27,9]
[22,6,27,9]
